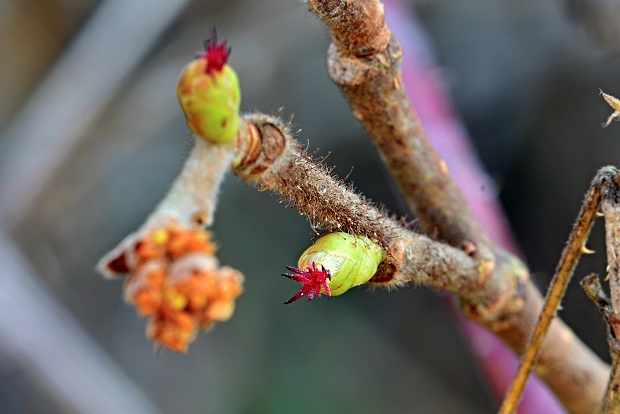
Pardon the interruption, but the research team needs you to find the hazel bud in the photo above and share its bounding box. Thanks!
[177,30,241,144]
[283,232,384,303]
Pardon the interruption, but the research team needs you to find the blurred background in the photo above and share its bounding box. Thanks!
[1,0,620,412]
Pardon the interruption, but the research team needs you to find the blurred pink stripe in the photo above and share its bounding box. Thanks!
[382,1,565,412]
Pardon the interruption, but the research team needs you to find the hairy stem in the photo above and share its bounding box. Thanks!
[99,137,236,279]
[150,137,236,228]
[233,114,481,292]
[233,114,608,413]
[307,1,608,412]
[310,0,488,254]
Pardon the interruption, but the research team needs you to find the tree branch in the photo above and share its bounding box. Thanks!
[309,0,488,252]
[231,113,608,413]
[233,114,482,294]
[306,1,608,412]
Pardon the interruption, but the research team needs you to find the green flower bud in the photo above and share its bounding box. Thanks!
[177,30,241,144]
[283,232,384,303]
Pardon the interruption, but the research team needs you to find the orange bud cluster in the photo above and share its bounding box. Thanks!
[100,222,243,353]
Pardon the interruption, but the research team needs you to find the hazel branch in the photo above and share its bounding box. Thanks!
[306,2,608,412]
[308,0,489,253]
[97,138,244,353]
[99,138,237,278]
[97,35,246,353]
[231,113,602,414]
[234,113,483,294]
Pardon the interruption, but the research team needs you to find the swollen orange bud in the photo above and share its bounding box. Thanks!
[99,221,244,353]
[178,30,241,143]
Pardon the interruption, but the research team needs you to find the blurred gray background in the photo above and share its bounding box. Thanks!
[1,0,619,412]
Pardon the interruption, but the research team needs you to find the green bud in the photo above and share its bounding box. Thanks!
[298,232,384,296]
[177,32,241,144]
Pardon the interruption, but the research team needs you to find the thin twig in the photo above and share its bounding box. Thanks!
[500,166,617,414]
[602,169,620,315]
[581,272,620,414]
[599,170,620,412]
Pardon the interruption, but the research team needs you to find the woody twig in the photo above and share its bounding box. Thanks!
[580,168,620,413]
[500,167,617,413]
[307,0,608,412]
[232,114,482,294]
[232,112,607,413]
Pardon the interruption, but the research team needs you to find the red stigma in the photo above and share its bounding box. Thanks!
[282,262,331,304]
[199,28,231,75]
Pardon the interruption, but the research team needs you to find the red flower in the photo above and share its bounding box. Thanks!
[282,262,331,304]
[198,28,231,75]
